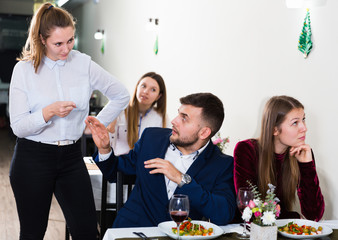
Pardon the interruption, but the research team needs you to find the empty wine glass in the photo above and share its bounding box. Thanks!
[236,187,254,239]
[169,194,190,240]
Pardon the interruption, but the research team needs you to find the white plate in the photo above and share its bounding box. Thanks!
[276,219,333,239]
[158,220,224,239]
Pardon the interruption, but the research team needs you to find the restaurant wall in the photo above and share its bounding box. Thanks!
[0,0,33,15]
[71,0,338,220]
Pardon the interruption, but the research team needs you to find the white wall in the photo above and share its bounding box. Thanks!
[71,0,338,220]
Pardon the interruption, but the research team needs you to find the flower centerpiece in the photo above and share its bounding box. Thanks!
[242,182,280,225]
[242,182,281,240]
[212,132,229,153]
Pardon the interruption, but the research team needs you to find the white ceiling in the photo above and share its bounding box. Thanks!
[0,0,87,15]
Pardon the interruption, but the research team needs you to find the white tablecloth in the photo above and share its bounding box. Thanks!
[103,220,338,240]
[102,224,257,240]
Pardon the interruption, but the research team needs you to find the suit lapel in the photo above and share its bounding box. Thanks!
[157,132,171,159]
[186,141,213,178]
[173,141,214,196]
[148,131,172,201]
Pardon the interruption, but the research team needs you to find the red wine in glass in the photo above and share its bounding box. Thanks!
[170,210,188,223]
[169,194,189,239]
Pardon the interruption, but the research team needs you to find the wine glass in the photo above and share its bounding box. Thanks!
[236,187,254,239]
[169,194,190,240]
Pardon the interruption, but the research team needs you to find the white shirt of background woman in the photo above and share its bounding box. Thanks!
[109,108,171,156]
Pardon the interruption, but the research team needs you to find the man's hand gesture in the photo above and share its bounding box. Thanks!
[85,116,111,154]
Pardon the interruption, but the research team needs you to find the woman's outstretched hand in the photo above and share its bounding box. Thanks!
[85,116,111,154]
[290,144,312,163]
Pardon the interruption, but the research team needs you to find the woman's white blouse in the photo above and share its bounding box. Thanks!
[9,50,129,142]
[109,108,171,156]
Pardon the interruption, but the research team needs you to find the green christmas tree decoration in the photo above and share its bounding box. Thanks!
[101,38,105,54]
[154,35,158,55]
[298,9,312,58]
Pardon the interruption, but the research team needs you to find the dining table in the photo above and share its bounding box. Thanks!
[103,220,338,240]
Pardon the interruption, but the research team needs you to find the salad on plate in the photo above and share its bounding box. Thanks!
[158,219,224,240]
[276,219,333,239]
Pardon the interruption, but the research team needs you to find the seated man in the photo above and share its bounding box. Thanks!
[85,92,236,227]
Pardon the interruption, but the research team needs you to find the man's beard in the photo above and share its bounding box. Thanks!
[170,132,199,148]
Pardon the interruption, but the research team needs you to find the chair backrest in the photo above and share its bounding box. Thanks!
[115,172,135,211]
[100,171,136,239]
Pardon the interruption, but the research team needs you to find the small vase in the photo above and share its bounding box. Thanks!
[250,222,277,240]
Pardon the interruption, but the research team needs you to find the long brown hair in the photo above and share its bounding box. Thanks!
[258,95,304,210]
[126,72,167,149]
[18,2,75,73]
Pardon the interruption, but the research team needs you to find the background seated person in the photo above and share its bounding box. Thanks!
[107,72,170,156]
[233,95,324,222]
[86,92,236,227]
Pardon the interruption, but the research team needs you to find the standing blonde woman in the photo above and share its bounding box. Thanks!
[9,3,129,239]
[107,72,170,156]
[234,95,324,221]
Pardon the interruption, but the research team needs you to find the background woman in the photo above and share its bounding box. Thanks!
[107,72,170,155]
[233,95,324,221]
[9,3,129,239]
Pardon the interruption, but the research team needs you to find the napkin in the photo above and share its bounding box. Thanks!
[221,224,245,234]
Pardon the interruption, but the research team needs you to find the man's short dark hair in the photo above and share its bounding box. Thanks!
[180,92,224,138]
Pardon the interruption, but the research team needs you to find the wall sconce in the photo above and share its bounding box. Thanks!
[94,29,105,54]
[286,0,327,8]
[145,18,159,32]
[94,29,104,40]
[145,18,159,55]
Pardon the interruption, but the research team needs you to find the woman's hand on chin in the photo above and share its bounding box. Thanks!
[290,144,312,163]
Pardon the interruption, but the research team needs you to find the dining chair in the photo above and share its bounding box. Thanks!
[99,171,136,239]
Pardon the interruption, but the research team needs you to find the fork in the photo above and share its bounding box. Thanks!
[133,231,159,240]
[133,232,151,240]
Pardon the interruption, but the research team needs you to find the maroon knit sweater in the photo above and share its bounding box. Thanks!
[233,139,325,221]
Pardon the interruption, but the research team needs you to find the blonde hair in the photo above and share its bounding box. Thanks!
[258,95,303,210]
[126,72,167,149]
[18,2,75,73]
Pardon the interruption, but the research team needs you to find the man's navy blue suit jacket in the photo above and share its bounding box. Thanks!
[94,127,236,227]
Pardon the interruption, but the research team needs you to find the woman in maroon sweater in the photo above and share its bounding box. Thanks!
[234,95,324,221]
